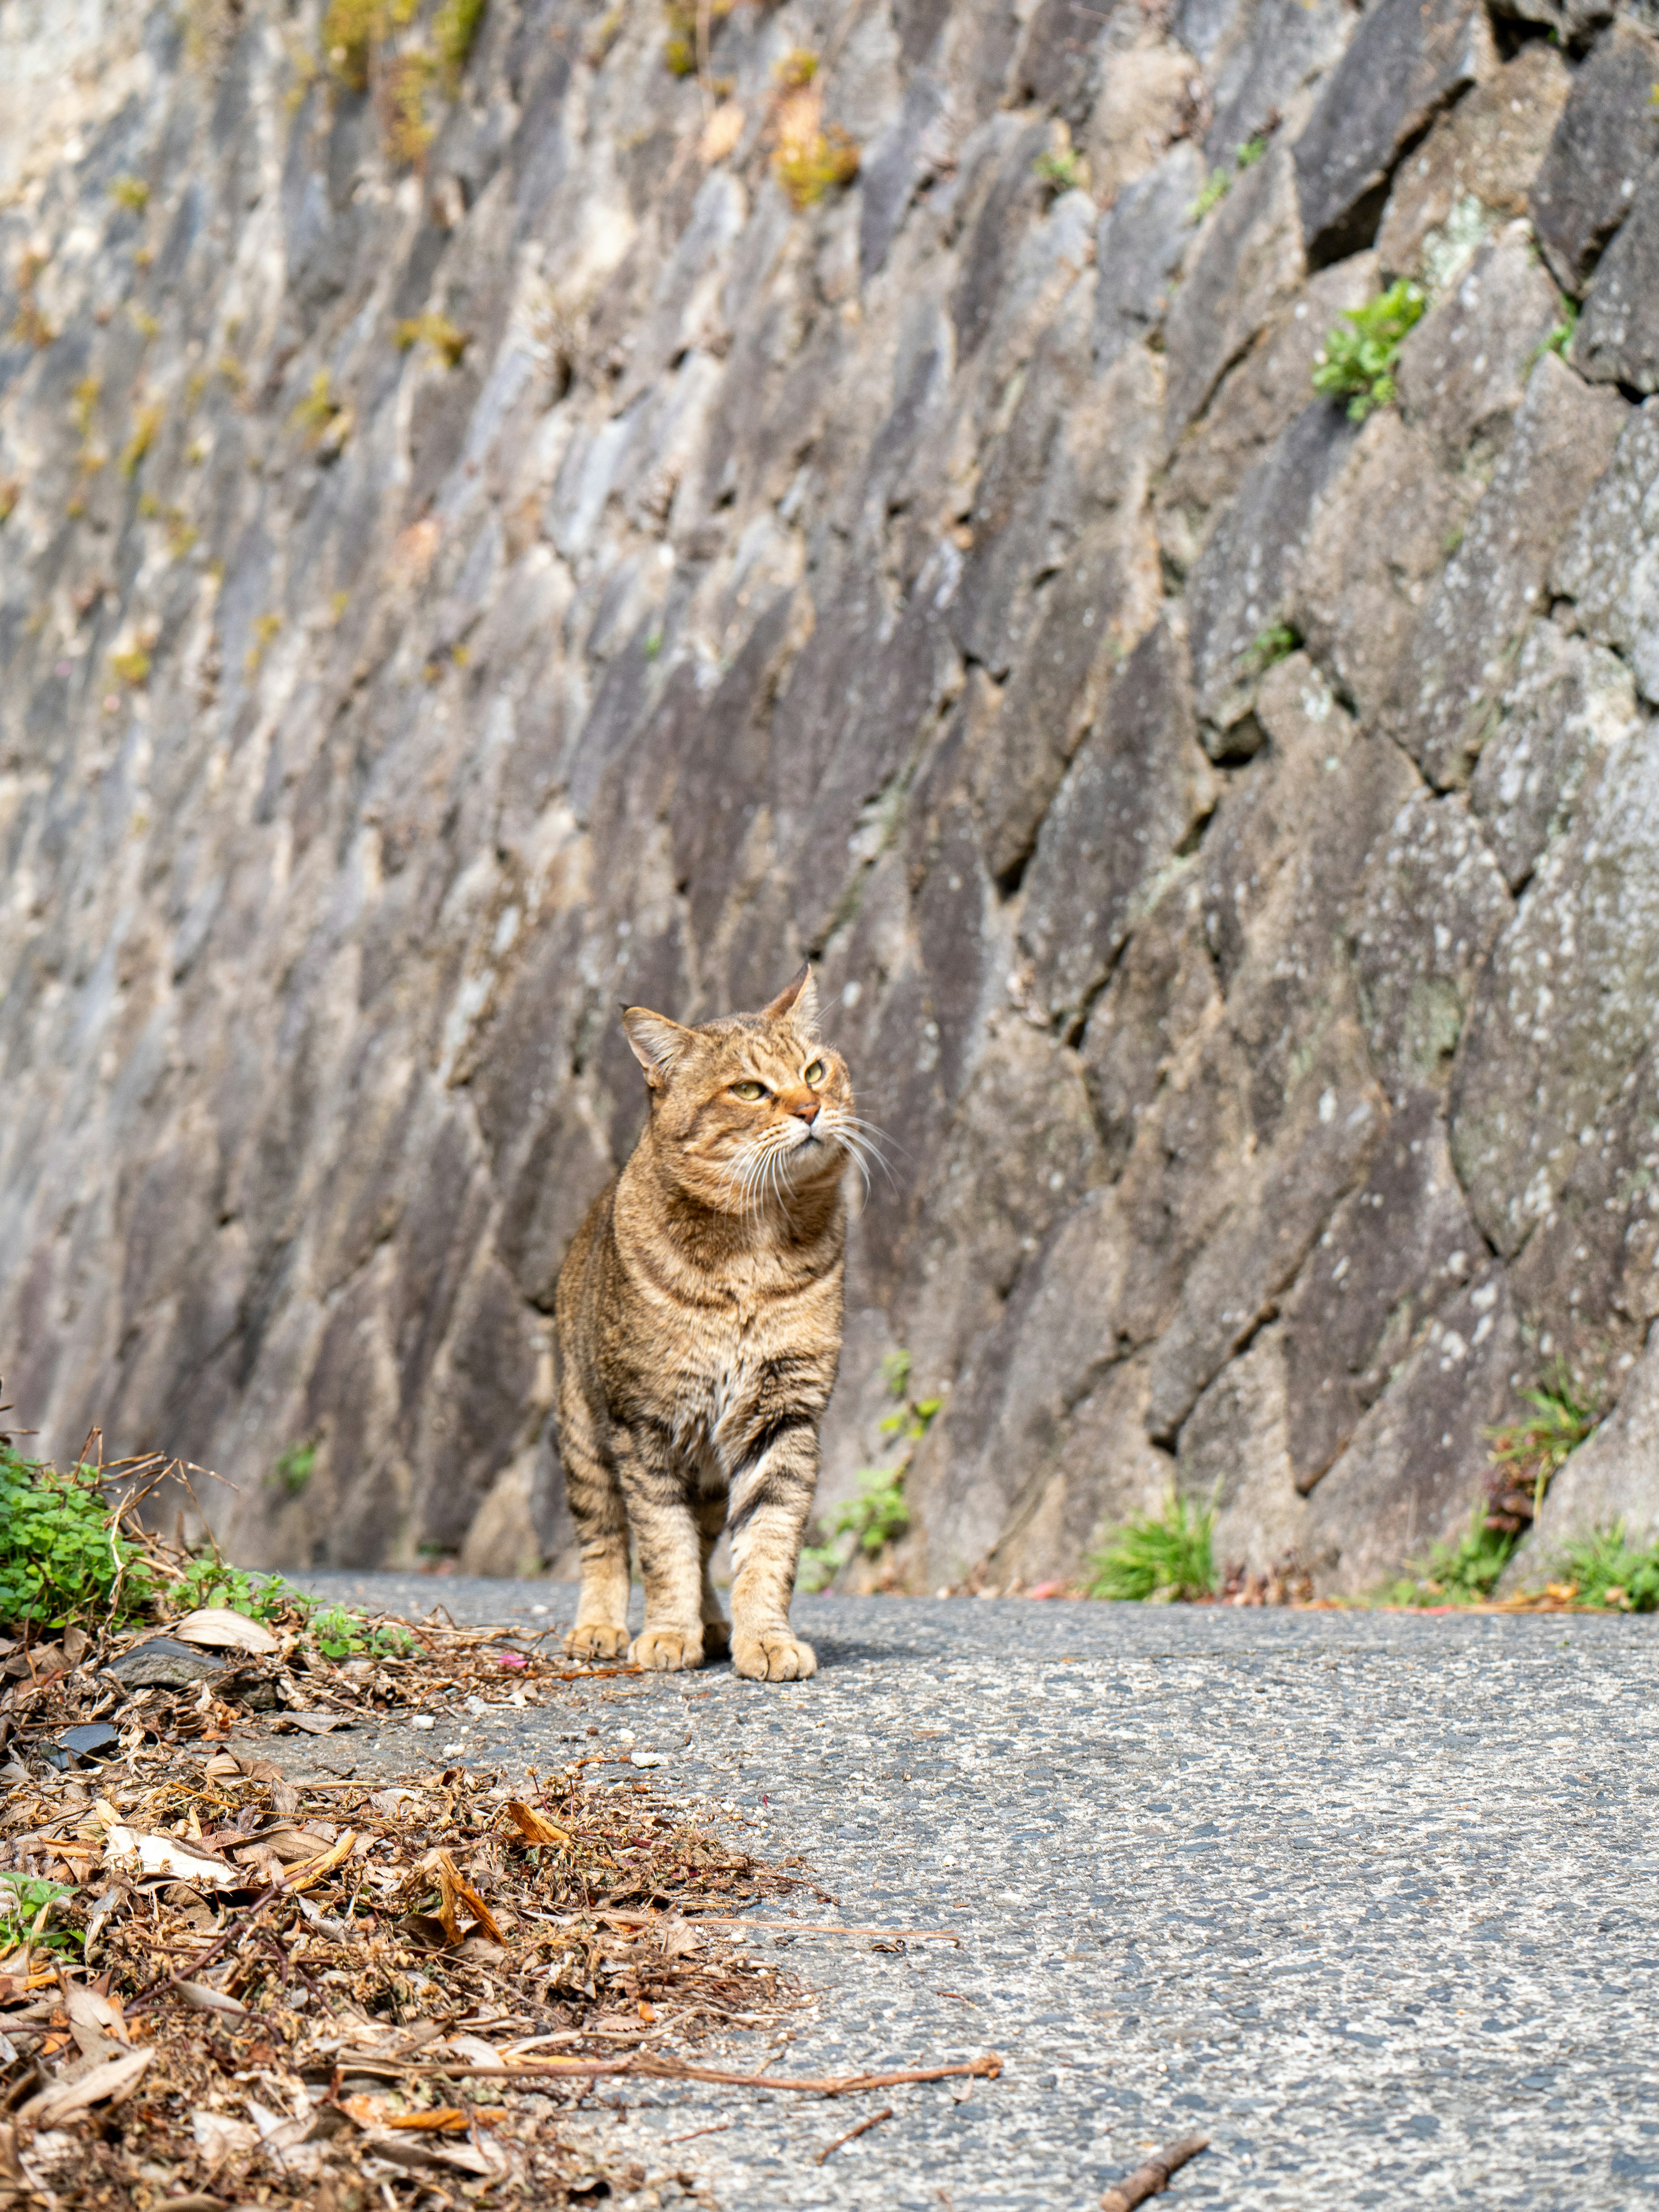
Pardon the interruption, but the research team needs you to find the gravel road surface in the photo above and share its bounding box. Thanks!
[285,1577,1659,2210]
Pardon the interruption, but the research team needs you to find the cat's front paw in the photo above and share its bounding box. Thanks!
[732,1630,817,1681]
[631,1627,705,1672]
[566,1622,630,1661]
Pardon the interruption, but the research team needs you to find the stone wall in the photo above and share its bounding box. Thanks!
[3,0,1658,1595]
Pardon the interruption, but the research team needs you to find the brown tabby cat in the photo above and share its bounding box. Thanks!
[553,967,859,1680]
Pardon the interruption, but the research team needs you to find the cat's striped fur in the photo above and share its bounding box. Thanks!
[553,967,856,1680]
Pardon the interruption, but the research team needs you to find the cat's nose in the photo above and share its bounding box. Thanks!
[790,1097,820,1127]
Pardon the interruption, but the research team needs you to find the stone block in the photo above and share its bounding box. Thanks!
[1503,1321,1659,1581]
[1388,353,1628,790]
[1281,1092,1484,1493]
[1018,618,1217,1025]
[1080,870,1218,1179]
[1290,408,1462,731]
[1300,1262,1522,1595]
[1178,1327,1310,1578]
[1354,791,1513,1104]
[1471,617,1639,892]
[1186,400,1357,743]
[1292,0,1496,264]
[1375,44,1572,284]
[1204,0,1353,171]
[1093,143,1205,372]
[1529,21,1659,295]
[1551,397,1659,705]
[1507,1043,1659,1389]
[1164,142,1306,441]
[1197,652,1356,988]
[1573,166,1659,395]
[1450,713,1659,1260]
[1144,1018,1384,1443]
[1395,230,1561,470]
[1157,255,1377,578]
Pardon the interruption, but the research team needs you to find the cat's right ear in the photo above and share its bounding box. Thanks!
[621,1005,690,1089]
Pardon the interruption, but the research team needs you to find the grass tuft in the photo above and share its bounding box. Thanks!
[1086,1488,1217,1602]
[1483,1359,1598,1532]
[1312,280,1425,422]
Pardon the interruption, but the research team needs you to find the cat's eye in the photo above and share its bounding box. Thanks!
[803,1060,826,1085]
[731,1080,767,1101]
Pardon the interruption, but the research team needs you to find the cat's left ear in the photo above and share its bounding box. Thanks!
[762,962,818,1038]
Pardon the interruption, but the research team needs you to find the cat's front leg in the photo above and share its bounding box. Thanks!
[726,1418,820,1681]
[620,1430,709,1672]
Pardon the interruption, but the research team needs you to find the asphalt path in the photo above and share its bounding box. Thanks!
[284,1576,1659,2210]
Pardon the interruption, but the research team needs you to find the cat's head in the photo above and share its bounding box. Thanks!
[620,966,858,1216]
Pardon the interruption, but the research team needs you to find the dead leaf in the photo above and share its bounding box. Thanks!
[280,1711,352,1734]
[343,2096,468,2132]
[17,2047,151,2124]
[174,1981,248,2016]
[172,1607,282,1655]
[436,1849,506,1945]
[192,2109,258,2165]
[284,1830,356,1893]
[504,1800,573,1849]
[64,1985,129,2045]
[102,1825,239,1890]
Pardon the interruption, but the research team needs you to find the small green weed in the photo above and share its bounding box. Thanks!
[0,1452,153,1631]
[1386,1506,1516,1606]
[1034,146,1087,195]
[395,311,470,367]
[1528,296,1578,372]
[1235,135,1266,169]
[309,1601,414,1658]
[1246,620,1300,672]
[271,1441,316,1496]
[0,1872,81,1962]
[120,402,163,478]
[1085,1487,1217,1603]
[798,1352,936,1591]
[434,0,486,79]
[169,1557,292,1621]
[110,647,152,686]
[1483,1359,1598,1531]
[1312,280,1425,421]
[289,371,346,448]
[1551,1523,1659,1612]
[108,175,150,212]
[1189,168,1230,222]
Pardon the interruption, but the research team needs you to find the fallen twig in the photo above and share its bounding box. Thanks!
[1100,2132,1209,2211]
[816,2104,893,2164]
[363,2051,1003,2098]
[666,2118,734,2145]
[124,1880,286,2014]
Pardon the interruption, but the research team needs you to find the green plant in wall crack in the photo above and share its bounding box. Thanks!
[1385,1504,1516,1608]
[1312,279,1425,422]
[1085,1486,1217,1603]
[1482,1359,1598,1532]
[1550,1523,1659,1612]
[798,1351,939,1591]
[270,1440,317,1497]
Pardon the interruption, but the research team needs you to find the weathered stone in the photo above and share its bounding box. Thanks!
[1203,0,1353,171]
[1281,1092,1484,1493]
[1354,792,1513,1104]
[1185,401,1358,743]
[1292,0,1496,264]
[1375,44,1572,286]
[1470,618,1639,892]
[1163,142,1306,441]
[1093,143,1205,372]
[1504,1320,1659,1579]
[1551,397,1659,706]
[1388,355,1629,790]
[1078,32,1201,209]
[108,1637,225,1689]
[1290,410,1462,731]
[1179,1328,1310,1578]
[1156,255,1377,579]
[974,516,1157,884]
[1144,1012,1383,1444]
[1018,619,1217,1025]
[1395,231,1562,471]
[1450,713,1659,1259]
[1507,1044,1659,1390]
[1530,21,1659,295]
[1574,167,1659,397]
[1080,870,1218,1179]
[1300,1263,1523,1595]
[1198,652,1357,988]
